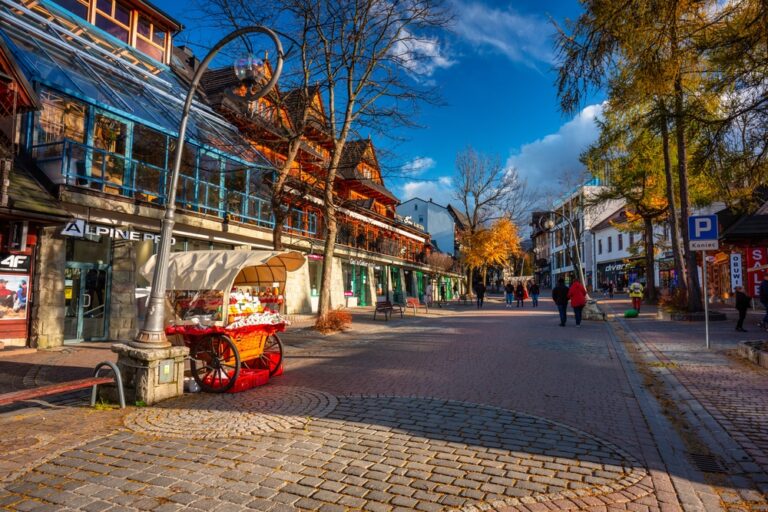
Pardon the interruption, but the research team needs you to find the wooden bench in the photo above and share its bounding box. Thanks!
[0,361,125,409]
[374,300,403,321]
[405,297,429,315]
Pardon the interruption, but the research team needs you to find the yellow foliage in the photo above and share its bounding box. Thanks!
[461,218,521,271]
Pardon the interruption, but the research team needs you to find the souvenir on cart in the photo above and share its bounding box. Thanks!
[140,250,305,393]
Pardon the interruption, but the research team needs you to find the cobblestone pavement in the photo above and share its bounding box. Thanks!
[0,296,757,511]
[601,299,768,511]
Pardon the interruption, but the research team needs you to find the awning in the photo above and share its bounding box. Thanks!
[140,250,305,292]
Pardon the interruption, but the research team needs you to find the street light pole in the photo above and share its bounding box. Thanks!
[541,209,586,287]
[131,26,284,349]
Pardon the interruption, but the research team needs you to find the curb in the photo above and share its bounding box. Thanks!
[736,340,768,369]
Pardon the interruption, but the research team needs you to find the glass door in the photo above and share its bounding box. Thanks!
[355,266,369,307]
[64,263,110,343]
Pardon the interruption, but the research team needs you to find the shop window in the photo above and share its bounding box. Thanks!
[51,0,88,19]
[308,260,322,296]
[36,90,87,147]
[133,124,166,199]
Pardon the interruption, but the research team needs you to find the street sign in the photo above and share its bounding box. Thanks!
[688,215,719,251]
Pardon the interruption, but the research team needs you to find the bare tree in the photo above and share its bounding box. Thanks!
[453,146,521,292]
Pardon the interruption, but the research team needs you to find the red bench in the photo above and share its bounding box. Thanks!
[0,361,125,409]
[405,297,429,315]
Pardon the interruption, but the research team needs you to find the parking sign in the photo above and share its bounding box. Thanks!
[688,215,719,251]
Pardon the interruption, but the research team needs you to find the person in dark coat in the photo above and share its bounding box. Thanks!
[530,282,540,307]
[552,278,569,326]
[734,286,750,332]
[475,282,486,309]
[515,283,525,308]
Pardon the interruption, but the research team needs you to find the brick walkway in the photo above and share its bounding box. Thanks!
[601,298,768,510]
[0,296,761,510]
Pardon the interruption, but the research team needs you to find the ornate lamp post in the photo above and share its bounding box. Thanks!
[132,26,284,349]
[113,27,283,405]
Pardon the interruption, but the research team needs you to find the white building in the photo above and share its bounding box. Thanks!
[397,198,457,256]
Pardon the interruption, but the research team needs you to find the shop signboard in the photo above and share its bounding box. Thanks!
[746,247,767,297]
[0,253,31,273]
[730,253,743,290]
[0,274,29,321]
[61,220,175,244]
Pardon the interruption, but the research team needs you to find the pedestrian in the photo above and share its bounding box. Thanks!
[475,282,486,309]
[504,281,514,308]
[629,280,644,312]
[425,282,433,307]
[608,281,614,298]
[760,275,768,329]
[453,283,458,299]
[734,286,750,332]
[568,278,588,326]
[515,282,525,308]
[552,278,569,326]
[530,281,540,307]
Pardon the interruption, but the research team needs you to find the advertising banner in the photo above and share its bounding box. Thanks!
[730,253,743,290]
[0,274,29,321]
[746,247,767,297]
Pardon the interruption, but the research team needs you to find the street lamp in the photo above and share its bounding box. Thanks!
[131,26,284,349]
[539,210,586,287]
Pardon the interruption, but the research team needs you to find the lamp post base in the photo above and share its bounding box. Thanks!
[129,329,172,350]
[111,343,188,405]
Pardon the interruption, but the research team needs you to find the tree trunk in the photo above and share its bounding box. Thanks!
[317,212,337,317]
[271,215,285,251]
[643,215,658,304]
[674,79,702,312]
[270,137,303,251]
[466,267,474,297]
[659,103,687,296]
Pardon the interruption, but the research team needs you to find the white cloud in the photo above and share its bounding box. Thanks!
[401,156,437,175]
[450,1,555,67]
[399,176,453,202]
[506,103,605,190]
[391,30,456,77]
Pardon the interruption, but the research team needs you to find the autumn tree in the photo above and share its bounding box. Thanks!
[554,0,729,311]
[453,146,524,290]
[460,217,521,286]
[582,103,669,303]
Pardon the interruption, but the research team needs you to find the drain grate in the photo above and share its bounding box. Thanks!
[688,453,727,473]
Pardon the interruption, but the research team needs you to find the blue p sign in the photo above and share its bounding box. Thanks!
[688,215,718,240]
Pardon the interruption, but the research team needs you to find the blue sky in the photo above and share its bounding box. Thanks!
[159,0,603,206]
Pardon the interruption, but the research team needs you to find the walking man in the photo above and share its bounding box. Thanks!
[515,282,525,308]
[734,286,750,332]
[475,281,486,309]
[530,281,540,307]
[504,281,514,308]
[552,278,569,326]
[568,278,588,326]
[608,281,614,298]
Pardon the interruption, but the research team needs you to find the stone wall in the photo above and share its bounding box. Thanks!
[284,264,311,314]
[30,226,66,348]
[109,240,136,342]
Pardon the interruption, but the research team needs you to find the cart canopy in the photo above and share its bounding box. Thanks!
[140,250,306,292]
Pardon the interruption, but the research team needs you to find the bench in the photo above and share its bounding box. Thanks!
[0,361,125,409]
[405,297,429,315]
[374,300,403,321]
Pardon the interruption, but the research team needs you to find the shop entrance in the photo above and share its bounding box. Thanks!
[64,263,110,342]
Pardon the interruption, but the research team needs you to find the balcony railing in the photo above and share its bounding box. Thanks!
[30,138,318,237]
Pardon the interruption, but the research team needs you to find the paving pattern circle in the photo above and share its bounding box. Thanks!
[125,385,338,439]
[1,393,649,511]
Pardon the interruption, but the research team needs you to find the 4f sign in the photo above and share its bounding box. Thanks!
[688,215,719,251]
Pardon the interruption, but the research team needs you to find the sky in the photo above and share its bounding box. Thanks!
[157,0,604,209]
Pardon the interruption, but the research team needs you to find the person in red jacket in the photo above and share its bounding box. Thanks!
[567,278,588,326]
